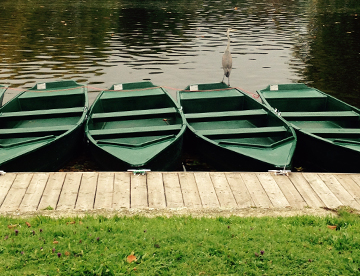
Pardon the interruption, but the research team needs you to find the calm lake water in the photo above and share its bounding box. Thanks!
[1,0,360,105]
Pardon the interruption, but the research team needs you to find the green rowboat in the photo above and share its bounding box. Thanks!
[0,85,7,106]
[0,80,88,172]
[257,83,360,172]
[178,83,297,171]
[85,81,186,171]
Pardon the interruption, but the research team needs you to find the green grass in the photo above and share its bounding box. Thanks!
[0,209,360,275]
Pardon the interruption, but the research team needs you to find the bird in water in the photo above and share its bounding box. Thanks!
[222,28,235,86]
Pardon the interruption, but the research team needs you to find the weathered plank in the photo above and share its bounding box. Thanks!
[20,173,49,212]
[130,173,148,208]
[38,172,66,210]
[288,173,324,208]
[241,173,272,208]
[75,172,98,210]
[225,173,254,208]
[210,172,237,208]
[335,174,360,204]
[178,172,202,208]
[57,173,82,210]
[272,174,307,209]
[94,172,114,209]
[0,173,33,212]
[319,174,360,209]
[163,173,184,208]
[0,173,17,207]
[302,173,342,209]
[257,173,290,208]
[113,172,131,209]
[147,172,166,208]
[194,172,219,208]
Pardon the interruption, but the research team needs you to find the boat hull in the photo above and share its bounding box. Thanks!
[179,83,297,171]
[258,83,360,173]
[0,80,88,172]
[85,81,186,171]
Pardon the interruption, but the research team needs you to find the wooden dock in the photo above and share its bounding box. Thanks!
[0,171,360,214]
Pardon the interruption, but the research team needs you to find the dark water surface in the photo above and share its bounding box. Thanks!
[1,0,360,102]
[1,0,360,170]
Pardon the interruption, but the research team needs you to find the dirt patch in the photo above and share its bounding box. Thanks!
[0,207,337,219]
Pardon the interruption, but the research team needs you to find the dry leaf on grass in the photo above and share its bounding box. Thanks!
[26,222,31,228]
[127,254,137,263]
[327,225,337,230]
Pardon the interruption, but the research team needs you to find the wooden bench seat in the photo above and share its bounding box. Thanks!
[198,126,287,137]
[0,107,85,119]
[100,88,164,100]
[91,107,177,121]
[89,124,183,137]
[281,111,359,119]
[306,128,360,135]
[19,89,84,99]
[0,125,73,136]
[185,109,267,120]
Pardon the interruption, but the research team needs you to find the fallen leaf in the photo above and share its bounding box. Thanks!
[65,251,70,256]
[53,241,59,244]
[327,225,337,230]
[127,254,137,263]
[26,222,31,228]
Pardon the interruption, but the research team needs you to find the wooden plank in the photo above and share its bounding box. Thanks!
[0,173,17,207]
[38,172,66,210]
[57,173,82,210]
[178,172,202,208]
[288,173,324,208]
[240,173,272,208]
[193,172,219,208]
[163,173,184,208]
[147,172,166,208]
[113,172,131,209]
[272,174,307,209]
[75,172,98,210]
[210,172,237,208]
[257,173,290,208]
[0,173,33,212]
[20,173,49,212]
[302,173,342,209]
[335,174,360,205]
[94,172,114,209]
[319,174,360,209]
[130,173,148,208]
[225,173,254,208]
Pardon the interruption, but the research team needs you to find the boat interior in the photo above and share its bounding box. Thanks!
[0,88,85,147]
[179,87,294,148]
[87,85,183,148]
[260,84,360,146]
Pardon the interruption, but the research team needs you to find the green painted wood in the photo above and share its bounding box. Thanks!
[0,80,88,172]
[85,81,186,171]
[178,83,297,171]
[258,83,360,172]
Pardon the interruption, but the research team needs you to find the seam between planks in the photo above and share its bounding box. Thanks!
[35,173,51,211]
[55,173,68,210]
[176,173,186,207]
[287,173,322,208]
[239,173,257,208]
[17,173,35,211]
[73,173,84,210]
